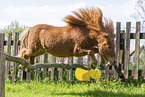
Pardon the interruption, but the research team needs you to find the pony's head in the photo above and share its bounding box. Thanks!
[99,18,116,69]
[97,33,117,69]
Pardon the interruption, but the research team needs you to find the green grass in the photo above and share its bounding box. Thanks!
[5,79,145,97]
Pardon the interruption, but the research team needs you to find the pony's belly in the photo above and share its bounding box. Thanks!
[47,49,74,57]
[42,39,75,57]
[47,48,87,58]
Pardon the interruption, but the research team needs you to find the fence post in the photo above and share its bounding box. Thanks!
[51,56,56,81]
[120,30,126,66]
[12,32,19,81]
[43,54,48,80]
[0,52,6,97]
[134,22,140,79]
[6,33,12,79]
[34,56,40,81]
[0,33,4,52]
[58,58,64,81]
[68,57,73,81]
[124,22,131,79]
[115,22,121,78]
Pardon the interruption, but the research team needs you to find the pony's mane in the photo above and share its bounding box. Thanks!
[64,7,104,31]
[64,7,114,37]
[103,18,115,38]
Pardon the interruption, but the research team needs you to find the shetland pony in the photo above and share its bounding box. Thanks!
[18,7,116,69]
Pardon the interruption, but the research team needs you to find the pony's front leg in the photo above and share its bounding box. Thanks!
[74,45,98,69]
[100,57,107,69]
[88,52,98,69]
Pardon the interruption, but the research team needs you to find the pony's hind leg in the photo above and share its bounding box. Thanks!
[18,48,38,63]
[23,49,34,60]
[23,47,42,61]
[24,47,47,65]
[18,48,35,70]
[88,52,98,69]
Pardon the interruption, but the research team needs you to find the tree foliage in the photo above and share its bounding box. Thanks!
[131,0,145,27]
[1,20,27,34]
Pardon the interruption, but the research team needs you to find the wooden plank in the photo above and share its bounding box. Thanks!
[118,30,126,78]
[75,57,83,82]
[120,33,145,39]
[78,57,83,65]
[14,33,19,56]
[66,58,69,81]
[134,22,140,79]
[130,33,135,39]
[143,62,145,79]
[96,54,101,68]
[0,52,6,97]
[120,30,125,70]
[105,66,109,81]
[139,33,145,39]
[34,56,40,81]
[12,32,19,81]
[0,33,4,52]
[130,33,145,39]
[114,22,121,79]
[87,55,91,67]
[68,57,73,81]
[124,22,131,79]
[47,55,50,80]
[43,54,48,80]
[26,69,31,81]
[6,33,12,79]
[51,56,55,81]
[58,58,64,81]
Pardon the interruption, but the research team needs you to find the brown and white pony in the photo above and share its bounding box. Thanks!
[18,7,116,69]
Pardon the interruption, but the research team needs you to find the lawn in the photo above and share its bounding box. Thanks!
[5,79,145,97]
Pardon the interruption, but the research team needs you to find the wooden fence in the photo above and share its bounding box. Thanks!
[116,22,145,82]
[1,22,145,83]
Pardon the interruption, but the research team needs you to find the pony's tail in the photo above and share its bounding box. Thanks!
[18,27,31,58]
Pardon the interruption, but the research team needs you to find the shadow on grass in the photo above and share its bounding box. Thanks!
[54,89,145,97]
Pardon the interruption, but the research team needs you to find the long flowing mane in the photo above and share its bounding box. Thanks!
[64,7,115,36]
[64,7,104,31]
